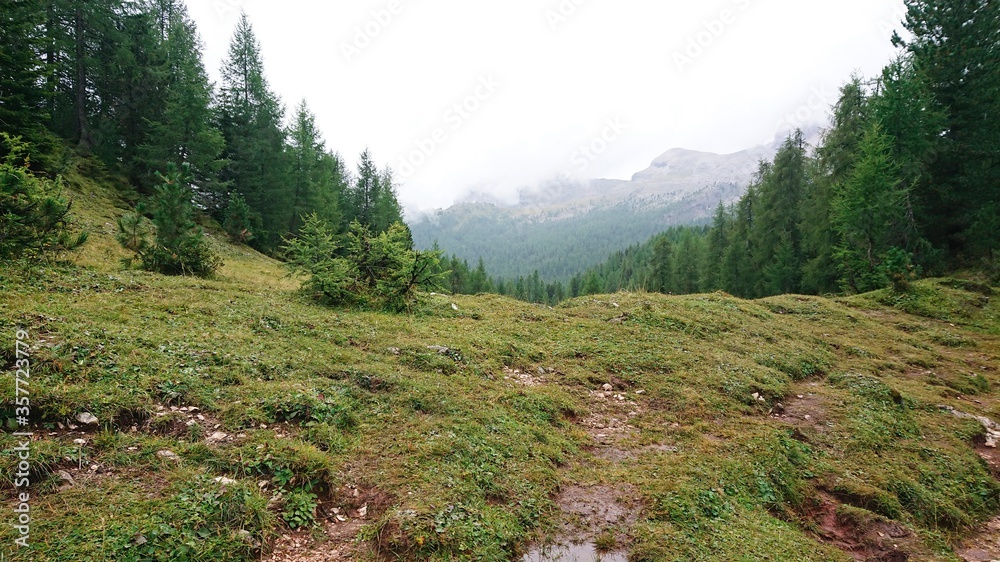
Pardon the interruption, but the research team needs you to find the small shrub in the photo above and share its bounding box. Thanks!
[0,133,87,260]
[281,488,318,529]
[117,162,220,277]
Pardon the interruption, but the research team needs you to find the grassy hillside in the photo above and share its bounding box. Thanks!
[1,165,999,561]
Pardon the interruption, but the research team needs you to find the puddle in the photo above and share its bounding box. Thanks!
[522,543,627,562]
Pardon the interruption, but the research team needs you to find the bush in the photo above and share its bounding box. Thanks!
[117,163,220,276]
[283,215,444,311]
[0,133,87,260]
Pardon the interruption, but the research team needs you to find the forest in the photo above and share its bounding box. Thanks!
[1,0,405,260]
[1,0,998,306]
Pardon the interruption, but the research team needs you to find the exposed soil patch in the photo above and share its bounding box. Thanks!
[504,366,545,387]
[263,520,363,562]
[776,383,834,436]
[955,516,1000,562]
[578,387,641,460]
[803,492,916,561]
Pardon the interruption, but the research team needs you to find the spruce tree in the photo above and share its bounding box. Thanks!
[216,13,290,251]
[0,0,47,138]
[832,124,915,293]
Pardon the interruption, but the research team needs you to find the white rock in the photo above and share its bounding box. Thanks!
[209,432,228,441]
[73,438,87,445]
[76,413,99,425]
[602,384,614,392]
[214,476,237,486]
[156,450,179,460]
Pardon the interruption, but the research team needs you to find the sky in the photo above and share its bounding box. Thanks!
[185,0,909,214]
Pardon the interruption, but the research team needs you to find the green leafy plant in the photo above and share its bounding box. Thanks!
[281,488,318,529]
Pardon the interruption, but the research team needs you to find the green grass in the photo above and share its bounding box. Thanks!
[0,163,999,561]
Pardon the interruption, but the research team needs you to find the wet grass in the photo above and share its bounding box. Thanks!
[0,171,998,561]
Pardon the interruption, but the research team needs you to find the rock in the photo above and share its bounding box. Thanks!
[73,438,87,445]
[451,303,459,311]
[804,415,812,421]
[428,345,450,354]
[537,367,546,376]
[388,347,401,355]
[57,470,75,488]
[76,412,99,425]
[156,450,179,460]
[358,504,368,518]
[636,390,646,395]
[214,476,237,486]
[602,383,614,392]
[209,431,228,441]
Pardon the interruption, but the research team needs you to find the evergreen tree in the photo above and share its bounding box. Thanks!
[802,77,868,294]
[751,132,808,296]
[138,1,224,199]
[649,235,674,294]
[832,124,915,292]
[118,162,219,276]
[286,100,343,234]
[895,0,1000,260]
[0,0,47,138]
[0,134,87,259]
[216,13,289,251]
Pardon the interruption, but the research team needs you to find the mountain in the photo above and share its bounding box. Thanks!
[411,129,821,281]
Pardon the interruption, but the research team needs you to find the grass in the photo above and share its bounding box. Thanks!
[0,160,998,561]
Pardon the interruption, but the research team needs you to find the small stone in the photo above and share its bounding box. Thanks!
[185,420,196,427]
[57,470,75,485]
[797,395,805,400]
[73,438,87,445]
[76,412,99,425]
[209,432,228,441]
[636,390,646,395]
[358,504,368,518]
[196,415,205,421]
[537,367,546,376]
[156,450,179,460]
[127,447,138,451]
[336,515,348,522]
[602,383,613,392]
[804,415,812,421]
[214,476,237,486]
[451,303,459,311]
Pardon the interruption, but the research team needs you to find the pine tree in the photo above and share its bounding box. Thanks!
[287,100,343,234]
[0,0,47,138]
[801,77,869,294]
[0,134,87,259]
[751,133,808,296]
[138,1,224,200]
[895,0,1000,261]
[649,235,674,294]
[216,13,290,251]
[832,124,915,293]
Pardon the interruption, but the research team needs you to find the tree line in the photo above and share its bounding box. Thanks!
[0,0,404,255]
[448,0,999,303]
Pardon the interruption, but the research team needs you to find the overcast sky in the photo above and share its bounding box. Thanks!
[185,0,908,213]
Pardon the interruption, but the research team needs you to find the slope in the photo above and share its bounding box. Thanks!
[0,165,999,562]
